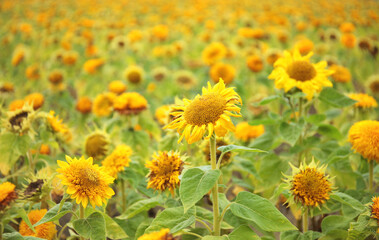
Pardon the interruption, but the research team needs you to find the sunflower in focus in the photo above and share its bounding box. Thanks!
[0,182,17,211]
[348,93,378,109]
[145,151,185,195]
[348,120,379,162]
[19,209,57,240]
[138,228,175,240]
[268,49,334,100]
[284,160,332,208]
[57,155,115,208]
[165,79,241,144]
[102,144,133,178]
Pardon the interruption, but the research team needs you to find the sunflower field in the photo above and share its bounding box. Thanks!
[0,0,379,239]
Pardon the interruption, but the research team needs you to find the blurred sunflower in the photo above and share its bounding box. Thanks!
[174,70,197,90]
[152,66,169,82]
[102,144,133,178]
[155,105,173,125]
[108,80,127,94]
[341,33,356,48]
[19,209,57,240]
[25,65,40,80]
[76,96,92,114]
[369,75,379,94]
[57,156,115,208]
[85,131,109,160]
[202,42,227,66]
[268,49,334,100]
[25,93,44,110]
[329,65,351,83]
[235,122,265,142]
[247,55,264,73]
[165,79,241,144]
[47,111,72,142]
[113,92,148,115]
[4,103,36,135]
[348,120,379,162]
[371,196,379,232]
[93,92,116,117]
[124,65,144,84]
[348,93,378,109]
[9,99,25,111]
[210,62,236,84]
[83,58,105,74]
[0,182,17,211]
[138,228,175,240]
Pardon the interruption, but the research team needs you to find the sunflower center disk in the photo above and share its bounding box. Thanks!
[128,71,141,83]
[81,168,100,185]
[184,93,227,126]
[287,60,317,82]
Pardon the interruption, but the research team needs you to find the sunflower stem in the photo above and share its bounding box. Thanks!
[210,133,220,236]
[79,205,85,240]
[369,160,374,192]
[121,179,126,212]
[302,207,308,233]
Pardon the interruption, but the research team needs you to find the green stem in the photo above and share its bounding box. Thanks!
[299,97,304,118]
[196,218,212,233]
[80,205,85,240]
[219,203,232,226]
[210,133,220,236]
[302,207,308,233]
[121,179,126,212]
[369,160,374,192]
[181,231,203,239]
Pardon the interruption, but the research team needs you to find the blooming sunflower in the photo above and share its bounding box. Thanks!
[348,93,378,109]
[93,92,116,117]
[284,160,332,208]
[113,92,148,115]
[57,156,115,208]
[145,151,185,195]
[235,122,265,142]
[47,111,72,142]
[202,42,227,66]
[76,97,92,114]
[19,209,57,240]
[124,65,144,84]
[348,120,379,162]
[165,79,241,144]
[138,228,175,240]
[0,182,17,211]
[329,64,351,83]
[210,62,236,84]
[108,80,127,94]
[268,49,334,100]
[102,144,133,178]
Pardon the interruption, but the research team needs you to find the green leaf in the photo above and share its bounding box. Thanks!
[306,114,326,125]
[319,87,356,108]
[145,206,195,234]
[321,215,352,233]
[180,167,221,212]
[330,192,365,213]
[117,197,160,219]
[217,145,267,154]
[256,95,280,106]
[0,133,31,174]
[228,225,260,240]
[102,212,128,239]
[281,230,323,240]
[3,232,45,240]
[73,212,106,240]
[34,202,72,226]
[229,192,296,232]
[317,124,343,140]
[195,207,233,229]
[202,236,228,240]
[279,122,302,146]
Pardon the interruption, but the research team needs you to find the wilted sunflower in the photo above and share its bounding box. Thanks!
[4,103,36,135]
[113,92,148,115]
[210,62,236,84]
[93,92,116,117]
[145,151,185,195]
[138,228,175,240]
[0,182,17,211]
[19,209,57,240]
[102,144,133,178]
[348,120,379,162]
[165,79,241,144]
[235,122,265,142]
[85,131,109,160]
[57,155,115,208]
[284,160,332,208]
[124,65,144,84]
[268,49,334,100]
[348,93,378,109]
[47,111,72,142]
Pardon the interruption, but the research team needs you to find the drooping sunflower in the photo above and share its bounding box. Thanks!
[0,182,17,211]
[19,209,57,240]
[145,151,185,195]
[57,155,115,208]
[348,120,379,162]
[138,228,175,240]
[348,93,378,109]
[268,49,334,100]
[284,160,332,208]
[165,79,241,144]
[102,144,133,178]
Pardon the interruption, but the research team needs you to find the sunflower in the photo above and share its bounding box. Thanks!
[284,160,332,208]
[348,93,378,109]
[268,49,334,100]
[85,131,109,160]
[102,144,133,178]
[235,122,265,142]
[93,92,116,117]
[165,79,241,144]
[295,39,314,55]
[124,65,144,84]
[113,92,148,115]
[202,42,227,66]
[369,75,379,94]
[0,182,17,211]
[4,104,36,135]
[173,70,197,90]
[108,80,127,94]
[152,24,169,41]
[247,55,264,73]
[76,96,92,114]
[371,196,379,232]
[47,111,72,142]
[152,66,169,82]
[83,58,105,74]
[25,65,40,80]
[25,92,44,110]
[0,82,14,93]
[339,22,355,33]
[330,64,351,83]
[19,209,57,240]
[348,120,379,162]
[145,151,185,195]
[210,62,236,84]
[138,228,175,240]
[57,155,115,208]
[341,33,356,48]
[48,70,64,85]
[155,105,173,125]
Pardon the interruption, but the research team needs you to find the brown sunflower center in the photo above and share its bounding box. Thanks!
[184,93,226,126]
[128,71,141,83]
[81,168,99,185]
[287,60,317,82]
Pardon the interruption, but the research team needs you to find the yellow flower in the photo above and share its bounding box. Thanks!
[113,92,148,115]
[369,75,379,94]
[0,82,14,93]
[341,33,356,48]
[25,92,44,110]
[12,46,25,66]
[93,92,116,117]
[145,151,185,195]
[108,80,127,94]
[210,62,236,84]
[268,49,333,100]
[155,105,173,125]
[85,131,109,160]
[295,39,314,55]
[47,111,72,142]
[202,42,227,66]
[152,24,169,41]
[339,22,355,33]
[83,58,105,74]
[330,65,351,83]
[174,70,197,90]
[284,160,332,208]
[138,228,175,240]
[127,29,143,43]
[124,65,144,84]
[25,65,40,80]
[235,122,265,141]
[57,156,115,208]
[102,145,133,178]
[0,182,17,210]
[152,67,169,82]
[165,79,241,144]
[19,209,57,240]
[371,196,379,232]
[348,93,378,109]
[348,120,379,162]
[48,70,64,85]
[4,103,36,135]
[76,97,92,114]
[247,55,264,73]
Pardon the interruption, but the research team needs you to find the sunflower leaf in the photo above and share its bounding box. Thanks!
[319,87,356,108]
[217,145,267,154]
[33,202,73,227]
[73,212,106,240]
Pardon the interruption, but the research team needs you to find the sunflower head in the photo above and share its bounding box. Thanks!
[283,160,332,208]
[25,93,44,110]
[235,122,265,142]
[268,49,334,100]
[0,82,14,94]
[368,75,379,94]
[83,58,105,74]
[48,70,64,85]
[145,151,185,195]
[348,93,378,109]
[102,144,133,178]
[247,55,264,73]
[4,103,36,135]
[210,62,236,84]
[203,138,232,167]
[138,228,176,240]
[165,79,241,144]
[0,182,17,211]
[371,196,379,231]
[19,209,57,240]
[25,65,40,80]
[330,64,351,83]
[47,111,72,142]
[124,65,144,84]
[57,155,115,208]
[85,131,109,160]
[152,67,169,82]
[348,120,379,162]
[174,70,197,90]
[93,92,116,117]
[202,42,227,66]
[76,96,92,114]
[108,80,127,95]
[113,92,148,115]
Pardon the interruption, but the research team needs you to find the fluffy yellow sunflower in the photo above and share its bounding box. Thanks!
[102,144,133,178]
[348,93,378,109]
[210,62,236,84]
[138,228,175,240]
[19,209,57,240]
[113,92,148,115]
[93,92,116,117]
[0,182,17,210]
[165,79,241,144]
[371,196,379,232]
[348,120,379,162]
[145,151,185,195]
[56,155,115,208]
[268,49,334,100]
[284,160,332,208]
